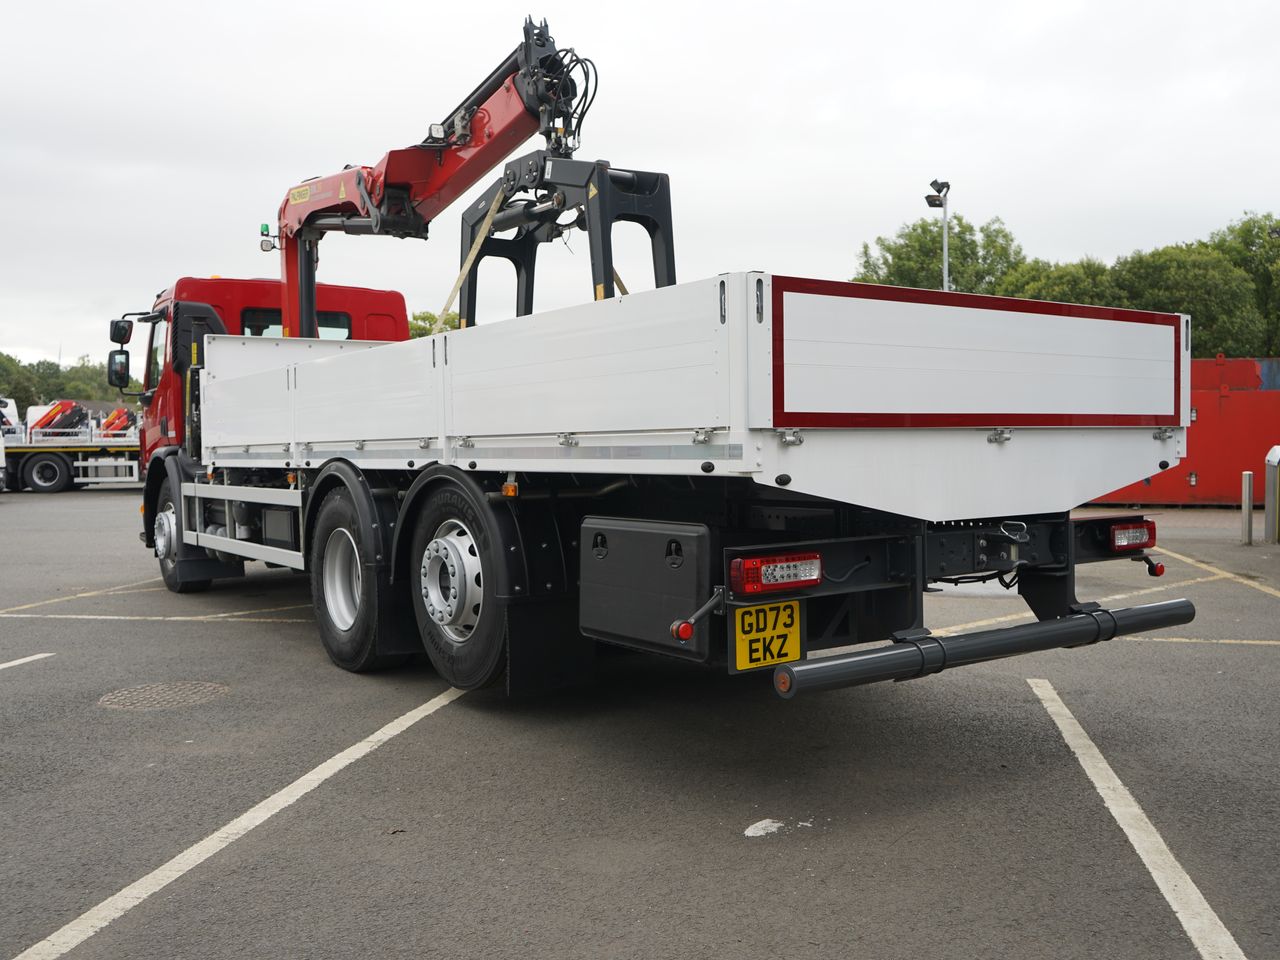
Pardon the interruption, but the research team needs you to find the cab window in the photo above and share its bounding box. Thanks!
[146,310,170,389]
[241,308,350,340]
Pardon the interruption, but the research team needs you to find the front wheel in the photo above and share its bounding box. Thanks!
[156,478,210,593]
[409,479,508,689]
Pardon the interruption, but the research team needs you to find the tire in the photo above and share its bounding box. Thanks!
[22,453,73,493]
[309,488,391,672]
[409,478,508,689]
[156,477,211,594]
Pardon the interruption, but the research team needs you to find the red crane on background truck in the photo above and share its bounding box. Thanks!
[107,18,1194,698]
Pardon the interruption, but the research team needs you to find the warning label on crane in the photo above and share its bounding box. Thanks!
[289,185,311,205]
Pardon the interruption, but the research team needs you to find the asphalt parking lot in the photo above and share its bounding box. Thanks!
[1,488,1276,960]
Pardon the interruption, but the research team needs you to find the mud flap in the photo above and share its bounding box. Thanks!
[506,598,596,696]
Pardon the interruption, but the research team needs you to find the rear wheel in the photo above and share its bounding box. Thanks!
[23,453,73,493]
[409,479,508,689]
[310,488,392,672]
[156,478,211,593]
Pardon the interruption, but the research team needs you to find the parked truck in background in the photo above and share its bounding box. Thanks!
[108,18,1196,698]
[1,397,140,492]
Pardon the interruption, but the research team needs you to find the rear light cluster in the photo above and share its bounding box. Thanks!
[1110,520,1156,552]
[729,552,823,594]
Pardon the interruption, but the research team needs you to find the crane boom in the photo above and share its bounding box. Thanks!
[276,18,578,337]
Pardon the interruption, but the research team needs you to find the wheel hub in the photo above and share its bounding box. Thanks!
[420,519,483,643]
[154,509,177,562]
[321,528,362,632]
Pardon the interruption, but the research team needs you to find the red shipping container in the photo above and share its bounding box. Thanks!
[1094,356,1280,506]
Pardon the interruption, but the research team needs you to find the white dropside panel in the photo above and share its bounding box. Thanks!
[292,337,440,459]
[781,294,1175,418]
[448,278,728,436]
[201,336,388,461]
[195,274,1191,522]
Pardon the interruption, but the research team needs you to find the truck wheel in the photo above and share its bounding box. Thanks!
[23,453,73,493]
[309,488,388,672]
[409,480,508,689]
[156,478,211,594]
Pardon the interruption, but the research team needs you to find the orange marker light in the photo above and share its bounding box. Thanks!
[501,481,519,497]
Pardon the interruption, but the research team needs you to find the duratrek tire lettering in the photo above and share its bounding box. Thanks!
[409,480,508,690]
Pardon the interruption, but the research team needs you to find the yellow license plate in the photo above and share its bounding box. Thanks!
[733,600,801,672]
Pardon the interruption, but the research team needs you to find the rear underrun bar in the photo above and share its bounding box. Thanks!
[773,598,1196,698]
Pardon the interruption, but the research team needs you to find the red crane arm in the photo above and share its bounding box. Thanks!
[277,79,540,241]
[276,18,575,337]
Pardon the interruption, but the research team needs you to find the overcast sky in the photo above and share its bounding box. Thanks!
[1,0,1276,369]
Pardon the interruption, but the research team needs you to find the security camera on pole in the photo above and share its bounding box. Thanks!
[925,180,951,291]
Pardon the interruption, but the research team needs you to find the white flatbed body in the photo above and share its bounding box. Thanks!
[199,273,1189,522]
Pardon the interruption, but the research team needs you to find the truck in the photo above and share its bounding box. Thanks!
[107,18,1195,697]
[1,397,141,492]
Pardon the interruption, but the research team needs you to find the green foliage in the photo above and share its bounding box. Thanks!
[996,257,1121,306]
[409,310,460,337]
[1112,246,1263,358]
[856,210,1280,358]
[1204,212,1280,354]
[853,215,1026,295]
[0,352,142,413]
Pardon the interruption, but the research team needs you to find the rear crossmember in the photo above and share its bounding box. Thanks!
[773,598,1195,698]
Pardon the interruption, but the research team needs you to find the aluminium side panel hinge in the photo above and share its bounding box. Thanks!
[776,428,804,446]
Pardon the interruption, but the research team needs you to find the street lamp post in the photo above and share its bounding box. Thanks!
[925,179,951,291]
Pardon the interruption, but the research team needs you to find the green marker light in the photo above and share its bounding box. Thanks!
[260,223,270,236]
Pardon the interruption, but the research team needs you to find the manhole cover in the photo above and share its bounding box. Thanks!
[98,681,230,711]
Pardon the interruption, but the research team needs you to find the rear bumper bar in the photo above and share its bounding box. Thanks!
[773,598,1195,698]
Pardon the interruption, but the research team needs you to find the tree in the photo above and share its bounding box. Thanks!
[0,351,141,415]
[0,353,38,413]
[1205,212,1280,354]
[996,256,1122,307]
[853,215,1026,295]
[409,310,460,337]
[1111,245,1263,358]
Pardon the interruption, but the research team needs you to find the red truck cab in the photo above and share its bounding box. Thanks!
[137,277,408,473]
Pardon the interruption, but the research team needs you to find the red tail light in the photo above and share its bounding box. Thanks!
[729,552,823,594]
[1110,520,1156,552]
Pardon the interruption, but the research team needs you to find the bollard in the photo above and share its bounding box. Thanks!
[1267,447,1280,545]
[1242,471,1254,545]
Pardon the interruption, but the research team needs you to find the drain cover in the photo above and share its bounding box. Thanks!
[98,681,230,711]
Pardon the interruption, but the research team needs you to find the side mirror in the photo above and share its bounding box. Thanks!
[110,319,134,345]
[107,350,131,389]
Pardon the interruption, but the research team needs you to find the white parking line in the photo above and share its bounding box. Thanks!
[11,685,466,960]
[1028,679,1247,960]
[935,573,1226,636]
[0,577,162,615]
[0,613,312,624]
[1155,547,1280,601]
[0,653,56,672]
